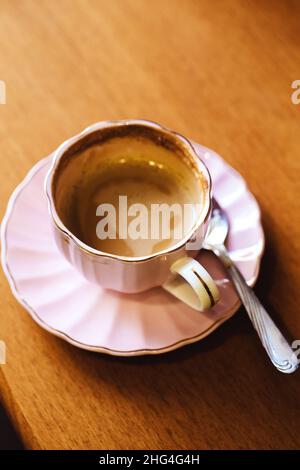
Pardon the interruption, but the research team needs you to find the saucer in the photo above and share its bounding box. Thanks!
[1,143,264,356]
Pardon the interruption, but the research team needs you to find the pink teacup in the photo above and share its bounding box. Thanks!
[45,120,219,310]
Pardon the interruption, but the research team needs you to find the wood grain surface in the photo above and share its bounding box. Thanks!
[0,0,300,450]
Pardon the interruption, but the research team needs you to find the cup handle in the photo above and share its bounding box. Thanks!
[162,257,220,311]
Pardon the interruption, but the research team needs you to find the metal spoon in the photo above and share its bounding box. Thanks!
[204,204,298,374]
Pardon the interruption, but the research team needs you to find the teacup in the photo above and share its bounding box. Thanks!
[45,120,219,310]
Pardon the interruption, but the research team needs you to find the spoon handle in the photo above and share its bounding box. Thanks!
[228,263,298,373]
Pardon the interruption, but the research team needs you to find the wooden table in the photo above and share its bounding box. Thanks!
[0,0,300,450]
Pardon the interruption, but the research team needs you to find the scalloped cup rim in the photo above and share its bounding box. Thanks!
[44,120,212,263]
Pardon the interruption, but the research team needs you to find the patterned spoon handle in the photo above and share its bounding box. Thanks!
[228,262,298,373]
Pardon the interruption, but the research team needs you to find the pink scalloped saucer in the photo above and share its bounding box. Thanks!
[1,143,264,356]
